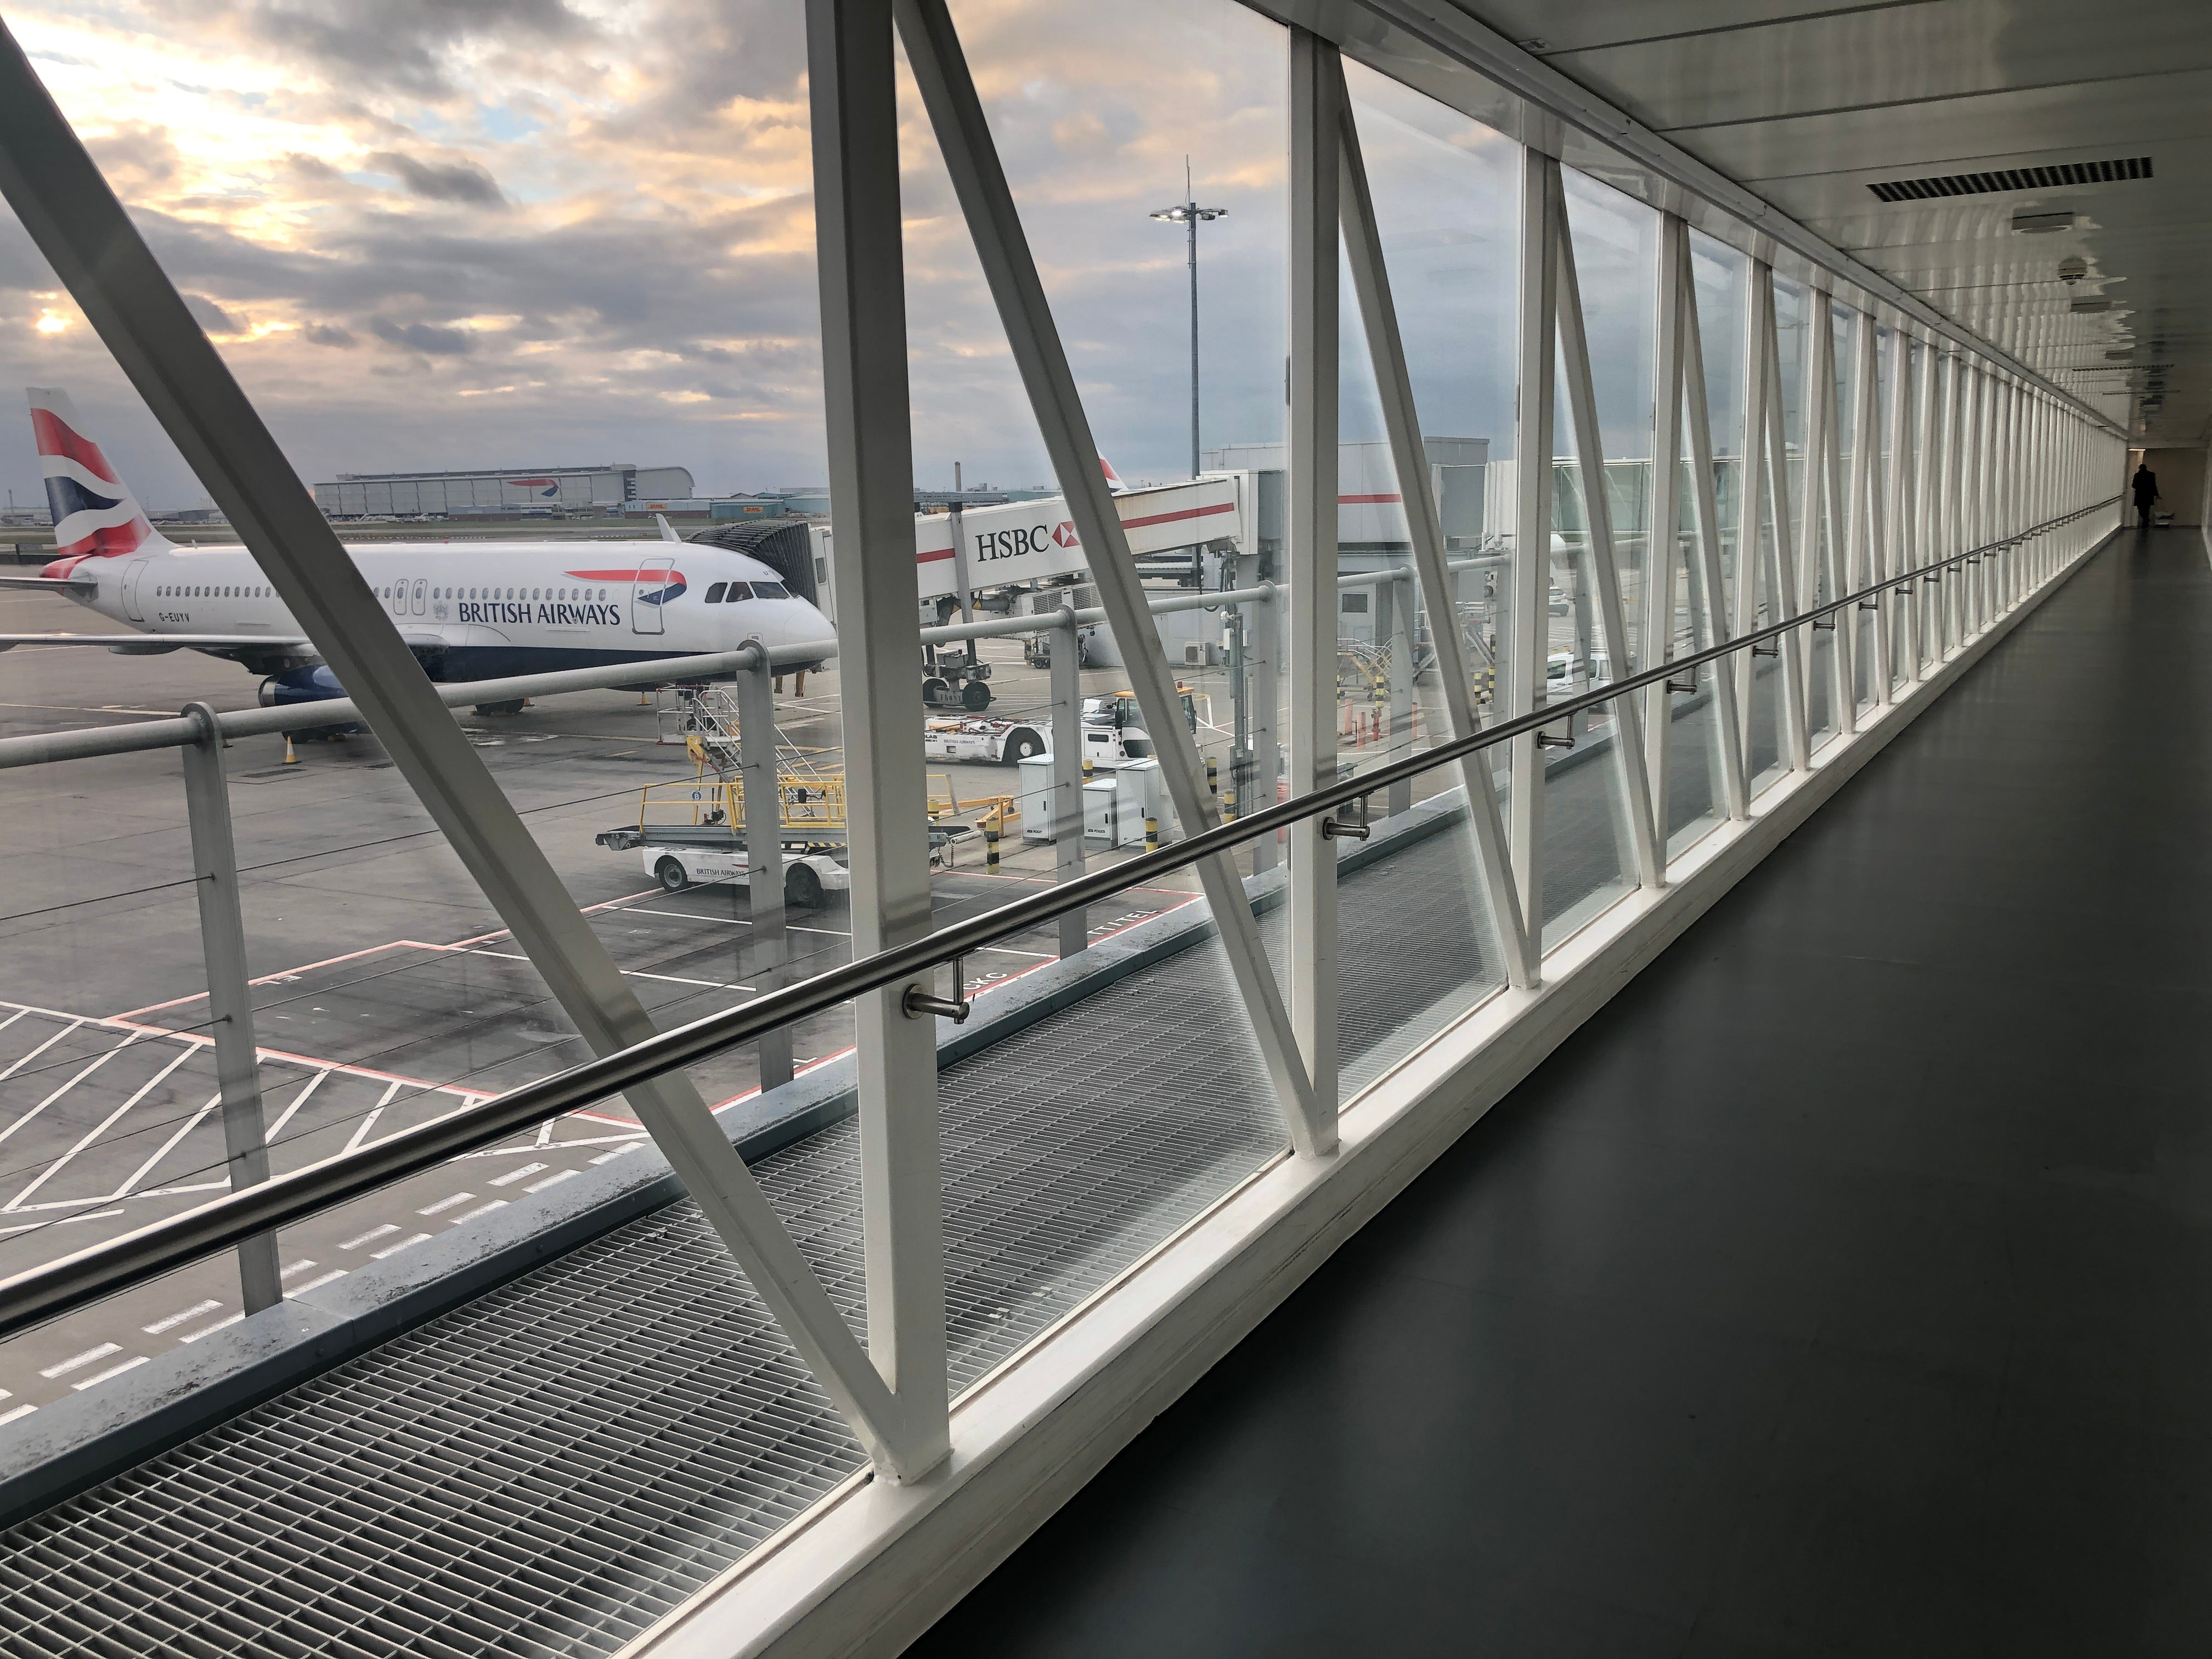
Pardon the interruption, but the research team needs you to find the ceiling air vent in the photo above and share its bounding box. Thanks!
[1869,156,2152,204]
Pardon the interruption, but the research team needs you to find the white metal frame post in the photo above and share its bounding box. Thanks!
[2005,381,2019,600]
[1881,327,1911,698]
[1911,340,1928,668]
[1910,338,1937,679]
[1736,261,1773,777]
[1511,149,1562,922]
[1756,267,1813,770]
[1644,215,1688,819]
[1551,168,1663,887]
[1797,288,1830,729]
[896,0,1328,1156]
[1990,380,2009,606]
[1936,353,1957,648]
[1969,365,1987,629]
[1967,361,1987,629]
[1842,313,1876,714]
[2030,394,2045,581]
[806,0,950,1478]
[1671,222,1750,820]
[1961,366,1986,633]
[1801,289,1849,738]
[179,704,283,1316]
[1335,65,1534,986]
[1286,26,1343,1111]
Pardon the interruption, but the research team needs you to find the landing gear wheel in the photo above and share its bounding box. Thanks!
[656,857,689,893]
[785,862,824,909]
[1005,730,1043,763]
[962,678,994,711]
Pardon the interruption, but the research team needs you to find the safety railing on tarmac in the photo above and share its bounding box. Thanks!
[0,494,2117,1343]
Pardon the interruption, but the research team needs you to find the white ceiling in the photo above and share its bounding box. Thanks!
[1446,0,2212,447]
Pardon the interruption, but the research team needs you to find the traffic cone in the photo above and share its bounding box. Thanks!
[282,732,298,765]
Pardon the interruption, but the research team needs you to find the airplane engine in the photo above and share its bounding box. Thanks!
[258,664,347,707]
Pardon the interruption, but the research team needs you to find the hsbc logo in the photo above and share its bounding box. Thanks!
[974,521,1080,561]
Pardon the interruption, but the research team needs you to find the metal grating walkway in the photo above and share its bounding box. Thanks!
[0,789,1625,1657]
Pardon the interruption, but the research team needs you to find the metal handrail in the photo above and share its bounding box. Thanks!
[0,496,2117,1341]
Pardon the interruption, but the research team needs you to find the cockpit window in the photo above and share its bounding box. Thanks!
[722,580,753,601]
[704,582,728,603]
[752,580,789,600]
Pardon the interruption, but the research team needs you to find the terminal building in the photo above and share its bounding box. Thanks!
[0,3,2205,1656]
[314,461,695,518]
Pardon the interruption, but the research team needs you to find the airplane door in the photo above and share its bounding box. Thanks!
[119,557,151,623]
[411,578,427,615]
[632,557,673,635]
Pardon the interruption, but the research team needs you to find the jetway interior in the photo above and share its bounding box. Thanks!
[0,0,2185,1652]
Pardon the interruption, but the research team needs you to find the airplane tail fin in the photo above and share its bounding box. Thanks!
[26,387,172,577]
[1099,455,1129,494]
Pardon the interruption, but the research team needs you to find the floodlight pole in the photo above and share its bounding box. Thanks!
[1152,163,1226,478]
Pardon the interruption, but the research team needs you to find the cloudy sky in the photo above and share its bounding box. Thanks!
[0,0,1663,512]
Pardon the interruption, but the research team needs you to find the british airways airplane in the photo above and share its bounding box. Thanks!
[0,388,834,708]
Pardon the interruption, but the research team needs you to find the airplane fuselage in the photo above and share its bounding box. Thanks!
[63,537,833,680]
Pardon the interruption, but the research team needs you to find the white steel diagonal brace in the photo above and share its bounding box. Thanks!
[1643,215,1690,826]
[0,20,920,1480]
[1848,313,1891,706]
[1550,170,1663,889]
[1809,291,1854,737]
[1669,223,1750,820]
[1333,64,1534,987]
[1756,269,1813,770]
[1735,262,1773,780]
[895,0,1330,1157]
[1510,150,1562,929]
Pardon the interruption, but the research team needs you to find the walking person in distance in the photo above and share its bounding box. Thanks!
[2132,461,2159,529]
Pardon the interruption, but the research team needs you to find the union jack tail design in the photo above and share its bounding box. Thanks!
[27,387,170,577]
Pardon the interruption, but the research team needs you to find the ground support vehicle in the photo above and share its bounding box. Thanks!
[596,772,856,906]
[1080,685,1199,768]
[922,714,1049,765]
[599,831,851,909]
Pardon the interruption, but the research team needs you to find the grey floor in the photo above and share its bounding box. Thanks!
[909,529,2212,1657]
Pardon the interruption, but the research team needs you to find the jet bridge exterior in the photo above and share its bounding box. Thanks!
[806,471,1248,623]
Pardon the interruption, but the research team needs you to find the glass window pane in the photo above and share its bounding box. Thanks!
[1539,167,1659,949]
